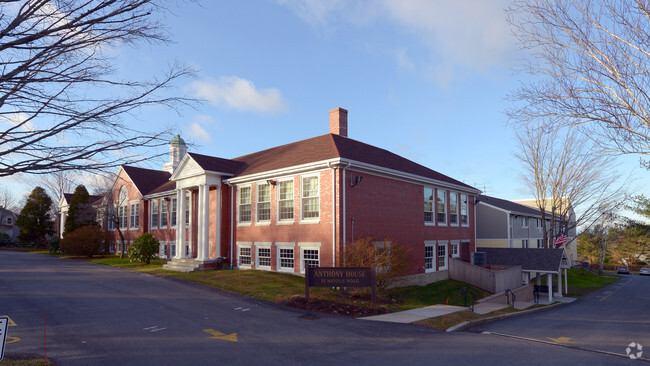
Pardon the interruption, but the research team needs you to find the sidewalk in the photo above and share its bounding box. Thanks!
[360,296,577,324]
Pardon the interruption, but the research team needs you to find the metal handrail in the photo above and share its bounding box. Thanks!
[505,289,516,307]
[459,287,476,312]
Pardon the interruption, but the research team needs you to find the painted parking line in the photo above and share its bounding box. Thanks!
[204,329,238,342]
[143,326,167,332]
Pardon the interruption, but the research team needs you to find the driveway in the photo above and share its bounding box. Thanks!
[473,273,650,359]
[0,250,640,365]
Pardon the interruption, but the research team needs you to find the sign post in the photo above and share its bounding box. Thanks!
[0,316,8,361]
[305,267,376,306]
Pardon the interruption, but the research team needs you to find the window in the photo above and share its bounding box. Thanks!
[522,217,529,228]
[6,217,11,225]
[437,242,448,270]
[185,193,191,226]
[449,192,458,225]
[278,180,294,221]
[151,200,159,229]
[522,239,529,248]
[159,241,166,258]
[129,202,139,229]
[536,218,541,228]
[537,239,543,248]
[170,241,176,257]
[425,243,435,271]
[450,241,460,258]
[302,249,319,271]
[160,199,169,228]
[257,246,271,268]
[301,176,319,220]
[374,241,392,274]
[424,187,434,223]
[238,186,251,223]
[257,184,271,222]
[277,244,295,272]
[170,198,177,227]
[238,244,251,267]
[108,205,116,230]
[185,241,191,257]
[118,205,127,230]
[460,194,469,226]
[108,241,115,253]
[437,190,447,225]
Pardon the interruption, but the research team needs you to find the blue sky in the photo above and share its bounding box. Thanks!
[4,0,649,208]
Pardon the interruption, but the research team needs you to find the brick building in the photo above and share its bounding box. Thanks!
[86,108,480,279]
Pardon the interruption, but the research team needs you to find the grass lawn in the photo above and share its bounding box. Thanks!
[0,357,53,366]
[564,267,619,296]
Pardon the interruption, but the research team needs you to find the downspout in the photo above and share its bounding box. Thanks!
[341,162,350,266]
[328,162,336,267]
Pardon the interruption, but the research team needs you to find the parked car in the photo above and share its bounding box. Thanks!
[640,268,650,276]
[617,266,630,274]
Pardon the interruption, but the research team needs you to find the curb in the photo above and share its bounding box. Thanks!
[445,299,575,332]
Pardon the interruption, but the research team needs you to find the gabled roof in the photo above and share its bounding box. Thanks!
[229,134,475,190]
[60,193,104,206]
[121,165,171,196]
[478,195,546,217]
[478,247,564,272]
[186,152,245,175]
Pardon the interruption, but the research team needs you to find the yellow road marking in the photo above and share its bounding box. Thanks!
[547,336,576,344]
[0,316,17,326]
[203,329,238,342]
[6,336,20,344]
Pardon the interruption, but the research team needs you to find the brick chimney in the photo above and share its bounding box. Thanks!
[329,107,348,137]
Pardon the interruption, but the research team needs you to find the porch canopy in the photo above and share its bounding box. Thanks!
[477,248,570,303]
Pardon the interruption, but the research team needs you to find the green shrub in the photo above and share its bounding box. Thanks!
[60,225,103,257]
[0,233,11,247]
[48,237,60,254]
[128,233,159,264]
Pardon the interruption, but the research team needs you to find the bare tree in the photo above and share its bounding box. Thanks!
[0,0,193,178]
[0,185,19,212]
[95,174,129,258]
[507,0,650,164]
[516,124,627,247]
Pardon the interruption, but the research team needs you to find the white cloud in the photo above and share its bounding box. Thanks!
[1,112,35,132]
[395,48,415,71]
[186,122,211,143]
[277,0,517,81]
[187,76,288,114]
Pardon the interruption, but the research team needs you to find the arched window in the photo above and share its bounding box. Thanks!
[118,186,128,229]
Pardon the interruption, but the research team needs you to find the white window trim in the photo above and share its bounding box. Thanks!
[437,240,449,271]
[424,187,435,226]
[299,242,321,273]
[256,183,271,224]
[300,174,320,223]
[236,242,252,268]
[150,200,159,230]
[159,241,167,259]
[276,178,295,224]
[276,242,295,273]
[160,198,169,229]
[450,240,460,258]
[424,240,436,273]
[237,185,252,226]
[437,189,447,226]
[449,192,459,227]
[255,242,272,270]
[170,240,177,257]
[129,200,139,230]
[522,239,529,248]
[170,197,178,228]
[460,194,470,227]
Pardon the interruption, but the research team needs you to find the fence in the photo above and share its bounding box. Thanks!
[449,258,522,293]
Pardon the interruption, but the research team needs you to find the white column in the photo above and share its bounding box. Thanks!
[175,188,186,259]
[557,269,563,298]
[197,184,210,261]
[60,211,66,238]
[547,273,553,303]
[564,268,568,294]
[214,184,221,258]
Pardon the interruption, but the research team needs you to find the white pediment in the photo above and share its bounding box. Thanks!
[171,154,222,189]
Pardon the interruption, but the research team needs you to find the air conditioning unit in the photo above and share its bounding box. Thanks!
[472,252,486,266]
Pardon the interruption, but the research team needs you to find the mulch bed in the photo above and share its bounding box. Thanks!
[281,295,389,317]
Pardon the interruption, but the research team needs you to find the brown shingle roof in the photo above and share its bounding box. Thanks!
[479,195,546,217]
[122,166,171,196]
[186,153,245,175]
[228,134,475,190]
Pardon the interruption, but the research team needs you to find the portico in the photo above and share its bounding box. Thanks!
[162,153,230,272]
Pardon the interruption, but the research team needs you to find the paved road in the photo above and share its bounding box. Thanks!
[475,273,650,359]
[0,251,642,365]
